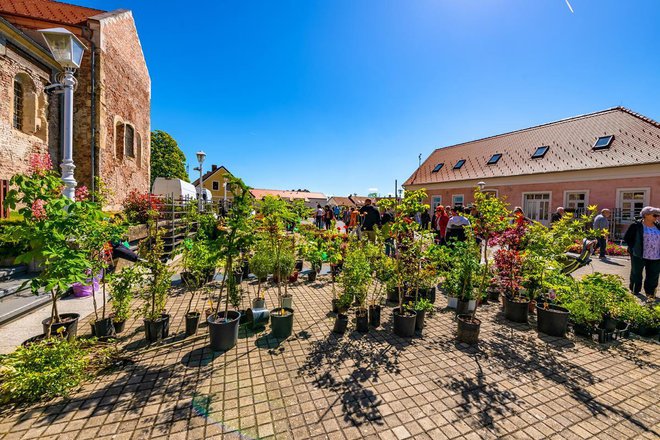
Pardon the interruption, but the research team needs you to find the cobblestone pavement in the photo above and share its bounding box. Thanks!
[1,272,659,440]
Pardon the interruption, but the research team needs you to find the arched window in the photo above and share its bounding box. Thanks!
[115,121,125,159]
[13,80,23,130]
[136,132,142,168]
[124,124,135,158]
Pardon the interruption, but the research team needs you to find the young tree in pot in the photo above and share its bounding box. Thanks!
[326,233,344,311]
[138,216,173,343]
[340,242,372,333]
[303,236,325,282]
[108,266,140,333]
[5,154,105,340]
[180,238,214,336]
[210,177,255,351]
[249,240,273,308]
[492,223,528,323]
[378,190,430,338]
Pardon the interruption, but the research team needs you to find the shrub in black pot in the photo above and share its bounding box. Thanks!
[91,317,115,338]
[333,313,349,334]
[270,307,294,339]
[369,304,381,328]
[393,307,417,337]
[457,314,481,344]
[208,311,241,351]
[414,298,434,332]
[308,270,317,282]
[109,266,139,336]
[42,313,80,341]
[355,309,369,333]
[504,296,530,323]
[185,312,201,336]
[536,303,569,337]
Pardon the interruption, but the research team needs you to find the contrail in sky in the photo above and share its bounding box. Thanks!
[565,0,574,13]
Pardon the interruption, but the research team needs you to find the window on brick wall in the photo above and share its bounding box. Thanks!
[115,121,125,159]
[136,132,142,168]
[125,125,135,158]
[13,80,23,130]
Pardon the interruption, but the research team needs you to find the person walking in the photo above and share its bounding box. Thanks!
[433,205,450,244]
[359,199,381,242]
[348,207,359,233]
[323,205,334,230]
[593,208,611,259]
[446,207,470,243]
[551,207,565,223]
[315,204,324,229]
[421,210,431,230]
[624,206,660,300]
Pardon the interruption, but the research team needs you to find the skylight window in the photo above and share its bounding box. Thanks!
[453,159,466,170]
[431,163,444,173]
[532,146,549,159]
[593,135,614,150]
[487,154,502,165]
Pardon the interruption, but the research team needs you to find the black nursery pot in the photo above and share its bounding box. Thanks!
[456,300,470,315]
[415,309,426,332]
[270,307,294,339]
[161,313,171,338]
[421,287,436,304]
[308,270,317,282]
[504,297,529,323]
[246,307,270,329]
[601,315,618,332]
[233,270,244,285]
[295,259,304,272]
[356,309,369,333]
[393,308,417,338]
[144,316,166,343]
[113,319,126,334]
[536,304,569,337]
[487,288,500,302]
[208,311,241,351]
[386,287,398,304]
[91,317,115,338]
[185,311,201,336]
[42,313,79,341]
[331,298,339,314]
[457,315,481,345]
[333,313,349,334]
[369,304,381,328]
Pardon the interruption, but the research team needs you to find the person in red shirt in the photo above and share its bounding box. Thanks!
[434,205,450,244]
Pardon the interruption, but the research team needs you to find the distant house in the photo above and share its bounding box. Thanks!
[191,164,234,205]
[328,195,371,208]
[403,107,660,234]
[250,189,326,209]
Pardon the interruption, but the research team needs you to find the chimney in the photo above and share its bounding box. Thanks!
[211,164,218,171]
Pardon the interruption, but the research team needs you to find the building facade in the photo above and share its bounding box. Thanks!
[0,0,150,211]
[192,164,234,204]
[404,107,660,236]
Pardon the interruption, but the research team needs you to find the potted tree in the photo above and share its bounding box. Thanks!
[138,216,173,343]
[108,266,140,333]
[180,239,214,336]
[303,236,324,283]
[209,177,255,351]
[249,240,272,308]
[340,243,372,333]
[332,292,353,334]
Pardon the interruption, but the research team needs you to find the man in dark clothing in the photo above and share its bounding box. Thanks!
[359,199,381,242]
[421,210,431,230]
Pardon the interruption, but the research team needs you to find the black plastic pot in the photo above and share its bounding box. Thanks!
[162,313,171,338]
[270,307,294,339]
[393,308,417,338]
[456,300,470,315]
[415,309,426,332]
[42,313,79,341]
[333,314,349,334]
[91,317,115,338]
[487,288,500,302]
[369,304,381,328]
[295,259,304,272]
[386,287,398,303]
[144,316,166,343]
[631,324,659,337]
[615,321,630,339]
[457,315,481,344]
[308,270,317,282]
[208,311,241,351]
[572,322,594,337]
[247,307,270,329]
[536,304,569,337]
[331,298,339,314]
[504,297,529,323]
[113,319,126,334]
[601,315,618,332]
[185,312,201,336]
[421,287,437,304]
[356,309,369,333]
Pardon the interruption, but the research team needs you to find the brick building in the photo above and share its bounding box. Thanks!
[0,0,150,211]
[404,107,660,235]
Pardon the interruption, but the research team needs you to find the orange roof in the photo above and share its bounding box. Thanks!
[250,189,327,201]
[0,0,104,26]
[405,107,660,186]
[329,196,355,207]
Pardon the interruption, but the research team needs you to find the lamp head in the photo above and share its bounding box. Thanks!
[38,28,86,69]
[196,151,206,164]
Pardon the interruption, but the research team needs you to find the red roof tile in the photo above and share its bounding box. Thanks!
[250,189,327,201]
[0,0,104,26]
[405,107,660,186]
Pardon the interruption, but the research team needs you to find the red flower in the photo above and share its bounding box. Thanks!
[75,185,89,201]
[29,153,53,176]
[31,199,47,220]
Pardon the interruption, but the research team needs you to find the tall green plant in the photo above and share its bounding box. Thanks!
[340,243,372,309]
[108,266,141,322]
[138,215,173,321]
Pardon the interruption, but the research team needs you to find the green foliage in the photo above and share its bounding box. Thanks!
[618,302,660,328]
[340,243,372,308]
[302,237,325,272]
[443,240,481,301]
[414,297,434,312]
[273,247,296,279]
[0,338,92,404]
[138,219,173,320]
[150,130,189,186]
[108,266,140,322]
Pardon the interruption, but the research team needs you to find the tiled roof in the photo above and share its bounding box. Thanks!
[349,196,370,207]
[328,196,355,207]
[0,0,104,26]
[191,165,231,187]
[405,107,660,186]
[250,189,327,201]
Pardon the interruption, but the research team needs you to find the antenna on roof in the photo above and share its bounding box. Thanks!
[418,153,422,167]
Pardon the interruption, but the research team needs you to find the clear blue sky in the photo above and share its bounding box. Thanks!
[82,0,659,197]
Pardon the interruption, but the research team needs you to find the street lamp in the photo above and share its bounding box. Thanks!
[477,181,486,191]
[39,28,86,199]
[223,178,227,211]
[195,151,206,211]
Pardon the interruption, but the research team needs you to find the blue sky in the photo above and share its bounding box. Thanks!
[82,0,659,197]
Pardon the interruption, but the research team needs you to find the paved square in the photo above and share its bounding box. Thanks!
[0,272,658,439]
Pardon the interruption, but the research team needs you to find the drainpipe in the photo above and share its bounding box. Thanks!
[90,41,96,199]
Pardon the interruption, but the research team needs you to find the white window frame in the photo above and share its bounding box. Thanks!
[452,194,464,207]
[522,191,552,224]
[563,190,590,211]
[431,196,442,210]
[616,187,650,223]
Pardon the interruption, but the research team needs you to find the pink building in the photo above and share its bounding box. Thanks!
[403,107,660,236]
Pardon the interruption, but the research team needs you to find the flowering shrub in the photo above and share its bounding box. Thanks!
[566,240,627,256]
[122,190,163,224]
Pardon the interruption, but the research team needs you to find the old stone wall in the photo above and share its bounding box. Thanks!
[0,40,58,182]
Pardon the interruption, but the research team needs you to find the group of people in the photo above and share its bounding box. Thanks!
[315,200,383,241]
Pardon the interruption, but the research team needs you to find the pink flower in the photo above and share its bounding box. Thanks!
[31,199,47,220]
[29,153,53,176]
[75,185,89,201]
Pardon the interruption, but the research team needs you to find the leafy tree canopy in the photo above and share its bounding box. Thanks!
[150,130,189,186]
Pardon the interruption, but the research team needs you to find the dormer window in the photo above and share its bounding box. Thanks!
[532,146,549,159]
[487,153,502,165]
[593,135,614,150]
[453,159,466,170]
[431,163,444,173]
